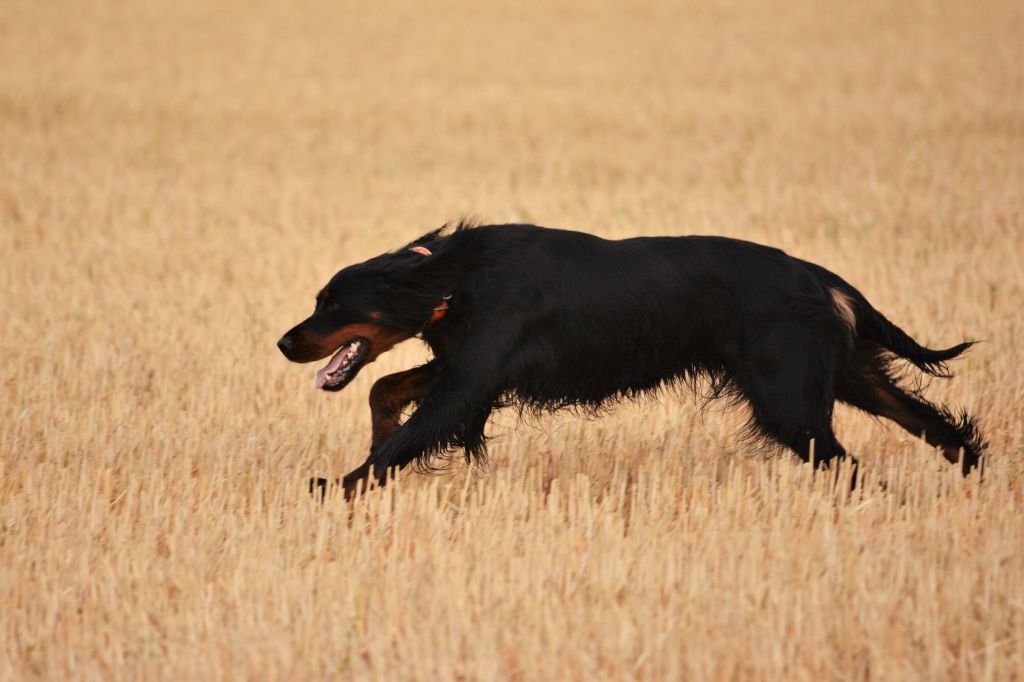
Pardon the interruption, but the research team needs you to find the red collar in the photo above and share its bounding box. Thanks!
[428,294,451,326]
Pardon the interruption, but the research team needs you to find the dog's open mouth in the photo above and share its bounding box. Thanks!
[315,338,368,391]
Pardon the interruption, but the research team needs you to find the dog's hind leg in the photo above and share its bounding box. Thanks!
[745,388,851,468]
[735,332,858,484]
[835,346,984,474]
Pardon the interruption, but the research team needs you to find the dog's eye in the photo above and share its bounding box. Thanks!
[315,291,338,312]
[316,296,341,312]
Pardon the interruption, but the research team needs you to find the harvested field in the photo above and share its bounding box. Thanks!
[1,0,1022,678]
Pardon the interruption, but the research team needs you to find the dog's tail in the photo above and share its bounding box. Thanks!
[848,293,974,378]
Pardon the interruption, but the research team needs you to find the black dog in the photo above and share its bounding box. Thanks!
[278,223,985,497]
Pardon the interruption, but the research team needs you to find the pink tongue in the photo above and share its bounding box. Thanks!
[315,345,349,388]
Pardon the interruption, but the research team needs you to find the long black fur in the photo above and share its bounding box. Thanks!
[279,223,986,487]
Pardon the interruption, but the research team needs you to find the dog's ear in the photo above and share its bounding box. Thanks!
[378,225,472,327]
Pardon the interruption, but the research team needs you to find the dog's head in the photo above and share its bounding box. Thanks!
[277,232,457,391]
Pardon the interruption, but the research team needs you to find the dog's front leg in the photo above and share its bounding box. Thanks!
[368,362,438,448]
[310,362,437,501]
[363,339,515,485]
[308,461,375,502]
[367,373,498,486]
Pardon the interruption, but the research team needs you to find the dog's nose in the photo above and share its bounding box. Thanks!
[277,335,293,356]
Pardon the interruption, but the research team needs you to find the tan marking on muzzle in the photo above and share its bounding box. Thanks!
[313,323,414,362]
[830,288,856,333]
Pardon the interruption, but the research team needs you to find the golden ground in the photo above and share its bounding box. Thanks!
[1,0,1022,679]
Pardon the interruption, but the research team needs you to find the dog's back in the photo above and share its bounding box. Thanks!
[440,227,849,406]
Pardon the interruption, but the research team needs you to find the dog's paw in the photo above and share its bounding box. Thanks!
[308,477,334,502]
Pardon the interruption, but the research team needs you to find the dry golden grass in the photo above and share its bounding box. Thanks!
[2,0,1023,678]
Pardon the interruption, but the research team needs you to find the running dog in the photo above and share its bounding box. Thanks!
[277,222,985,498]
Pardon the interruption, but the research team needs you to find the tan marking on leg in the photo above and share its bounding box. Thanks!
[369,367,433,446]
[866,373,960,464]
[866,372,924,434]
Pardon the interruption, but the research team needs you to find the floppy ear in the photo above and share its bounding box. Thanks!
[377,225,475,329]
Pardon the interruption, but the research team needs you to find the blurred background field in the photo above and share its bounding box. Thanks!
[1,0,1022,678]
